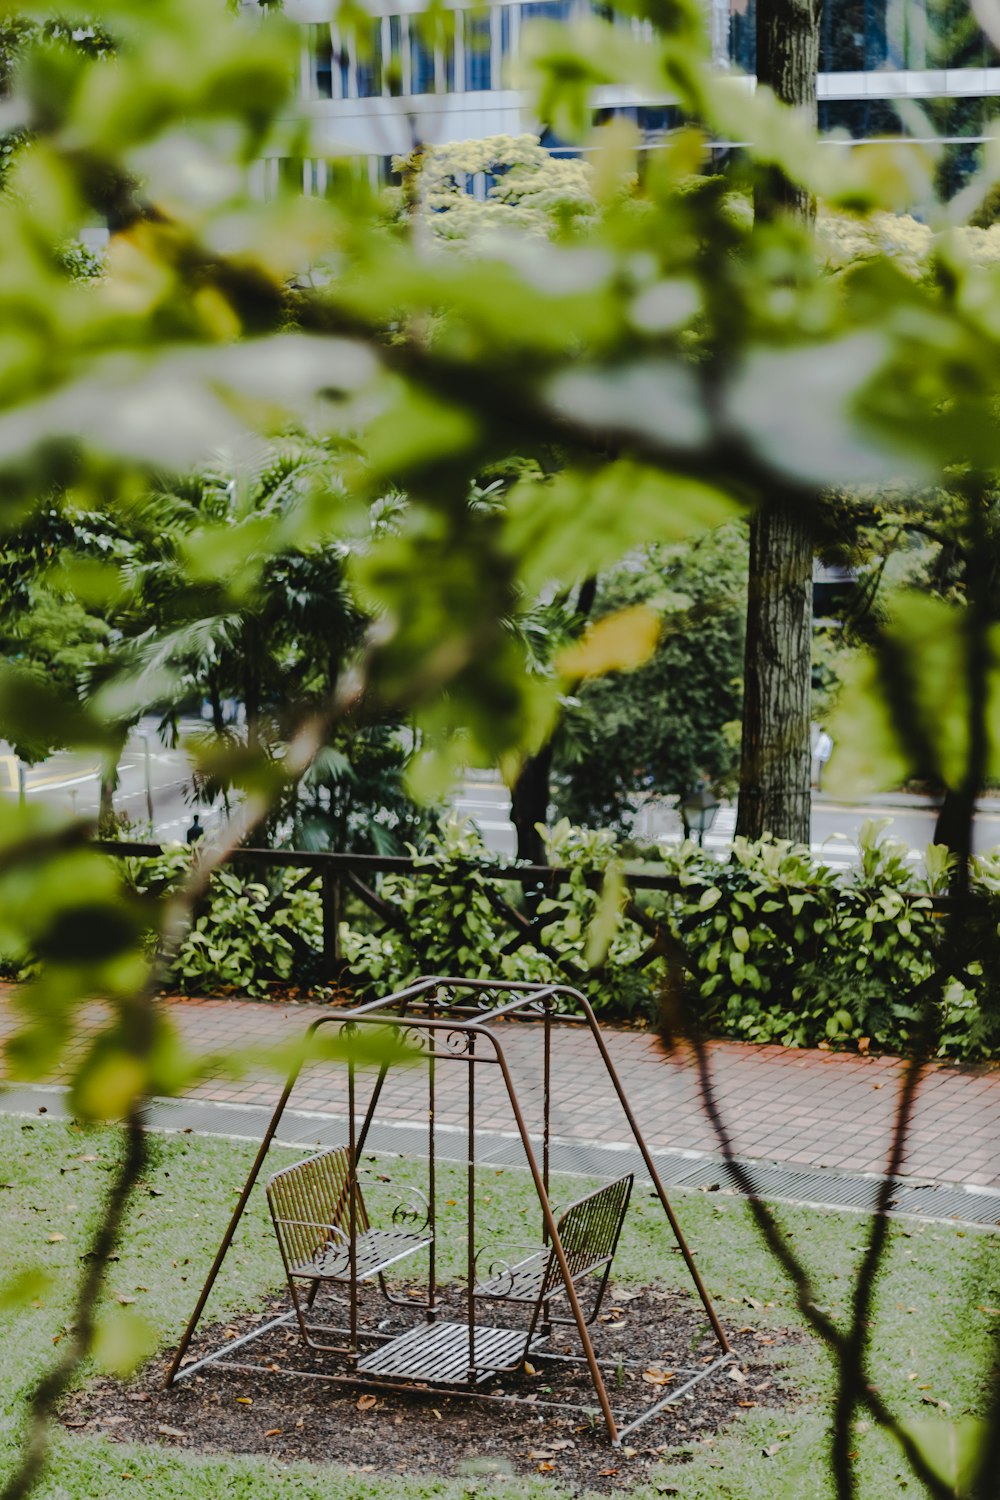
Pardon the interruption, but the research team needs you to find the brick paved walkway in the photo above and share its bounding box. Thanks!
[2,990,998,1190]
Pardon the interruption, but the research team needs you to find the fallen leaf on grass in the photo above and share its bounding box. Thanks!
[762,1442,786,1457]
[47,1234,66,1244]
[356,1395,377,1411]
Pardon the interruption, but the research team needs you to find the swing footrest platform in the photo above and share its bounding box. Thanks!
[355,1321,545,1385]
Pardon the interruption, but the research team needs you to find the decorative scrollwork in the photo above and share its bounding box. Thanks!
[360,1173,432,1232]
[472,1245,516,1297]
[395,1024,430,1053]
[438,1028,475,1056]
[472,1241,540,1296]
[390,1185,432,1233]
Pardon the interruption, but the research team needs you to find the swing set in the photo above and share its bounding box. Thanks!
[165,978,732,1446]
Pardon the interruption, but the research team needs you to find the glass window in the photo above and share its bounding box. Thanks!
[925,0,997,68]
[410,20,435,93]
[500,3,515,60]
[386,16,403,95]
[464,10,493,90]
[442,23,456,90]
[635,104,683,133]
[313,24,333,98]
[520,0,572,19]
[332,27,350,97]
[311,26,333,99]
[728,0,755,72]
[355,19,382,98]
[818,97,903,135]
[733,0,997,73]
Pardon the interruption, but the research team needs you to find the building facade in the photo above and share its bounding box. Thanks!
[275,0,999,194]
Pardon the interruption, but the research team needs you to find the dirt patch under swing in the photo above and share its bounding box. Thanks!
[61,1281,803,1493]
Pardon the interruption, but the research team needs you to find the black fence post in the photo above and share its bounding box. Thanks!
[322,866,341,978]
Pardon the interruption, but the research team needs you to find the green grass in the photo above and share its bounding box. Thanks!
[1,1113,998,1498]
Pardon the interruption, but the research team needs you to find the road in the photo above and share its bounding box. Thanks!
[453,774,1000,867]
[7,734,1000,866]
[0,719,220,842]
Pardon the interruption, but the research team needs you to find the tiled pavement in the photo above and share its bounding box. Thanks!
[2,989,998,1190]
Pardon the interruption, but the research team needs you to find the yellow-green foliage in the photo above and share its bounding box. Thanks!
[819,209,1000,273]
[398,133,595,242]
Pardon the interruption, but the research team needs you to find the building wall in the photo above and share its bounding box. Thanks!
[274,0,1000,188]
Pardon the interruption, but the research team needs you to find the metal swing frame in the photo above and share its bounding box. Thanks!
[165,977,732,1446]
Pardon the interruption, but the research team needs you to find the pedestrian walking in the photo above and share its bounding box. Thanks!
[812,727,834,791]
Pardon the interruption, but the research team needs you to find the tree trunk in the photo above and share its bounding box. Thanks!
[510,576,597,863]
[753,0,822,227]
[97,758,118,834]
[510,742,553,864]
[735,0,821,845]
[207,674,225,736]
[736,506,813,842]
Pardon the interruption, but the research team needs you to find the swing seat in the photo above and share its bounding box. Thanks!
[267,1146,432,1287]
[474,1174,633,1325]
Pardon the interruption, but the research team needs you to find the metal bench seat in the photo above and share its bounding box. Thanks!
[267,1147,432,1343]
[474,1174,633,1327]
[287,1224,432,1282]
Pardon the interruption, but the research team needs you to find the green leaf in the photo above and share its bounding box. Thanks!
[0,1266,54,1310]
[92,1305,158,1377]
[893,1416,987,1495]
[584,861,626,967]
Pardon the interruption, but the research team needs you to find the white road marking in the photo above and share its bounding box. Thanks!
[24,771,99,793]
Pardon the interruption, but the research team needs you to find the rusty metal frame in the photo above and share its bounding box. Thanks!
[164,977,731,1445]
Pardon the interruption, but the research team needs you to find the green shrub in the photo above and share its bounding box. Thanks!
[342,818,1000,1058]
[122,847,322,999]
[340,817,653,1015]
[656,822,945,1051]
[106,821,1000,1058]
